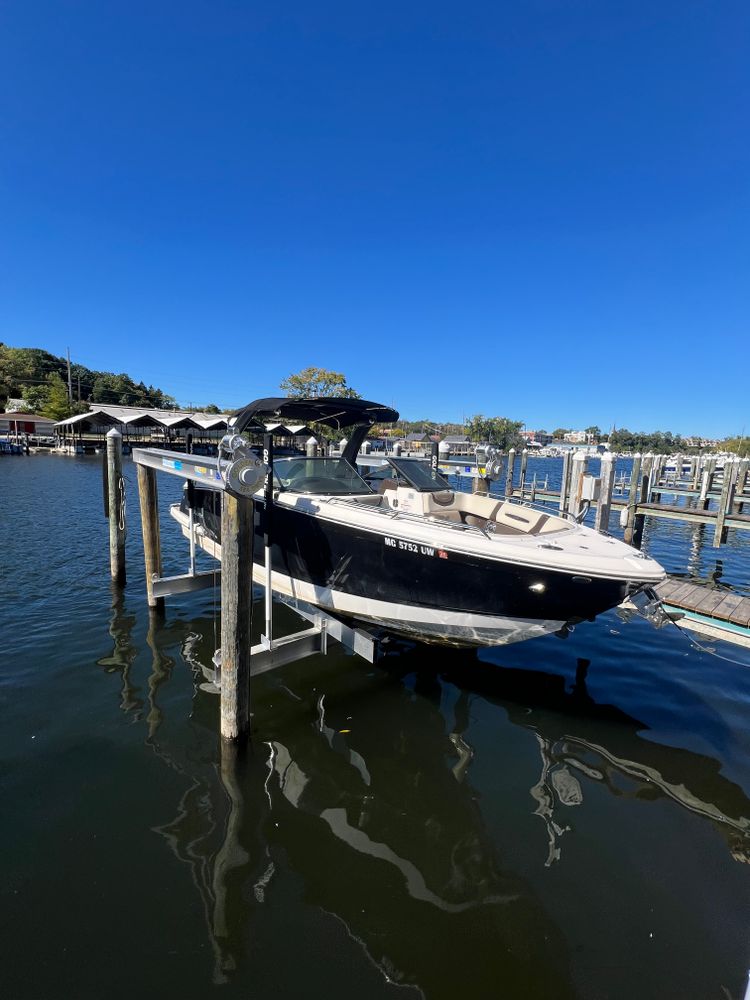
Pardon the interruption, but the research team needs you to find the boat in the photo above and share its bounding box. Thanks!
[171,396,666,647]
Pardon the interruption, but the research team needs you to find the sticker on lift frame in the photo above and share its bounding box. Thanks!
[162,458,183,470]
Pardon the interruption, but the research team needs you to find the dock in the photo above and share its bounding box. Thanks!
[654,579,750,649]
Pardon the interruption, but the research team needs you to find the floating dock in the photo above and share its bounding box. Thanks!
[655,578,750,649]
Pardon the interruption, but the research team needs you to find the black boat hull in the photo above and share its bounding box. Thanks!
[179,494,636,647]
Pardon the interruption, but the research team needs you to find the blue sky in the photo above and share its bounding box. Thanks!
[1,1,747,436]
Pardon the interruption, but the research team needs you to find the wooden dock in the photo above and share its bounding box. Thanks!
[654,578,750,649]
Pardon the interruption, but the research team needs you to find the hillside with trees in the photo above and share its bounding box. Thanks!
[0,344,179,419]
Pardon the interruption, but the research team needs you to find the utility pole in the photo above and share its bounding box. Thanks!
[66,348,73,408]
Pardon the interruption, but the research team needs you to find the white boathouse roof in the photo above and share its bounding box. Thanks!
[54,404,233,431]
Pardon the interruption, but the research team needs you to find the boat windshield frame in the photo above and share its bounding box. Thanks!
[273,456,375,496]
[385,457,453,493]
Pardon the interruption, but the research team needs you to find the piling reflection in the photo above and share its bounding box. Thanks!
[96,584,141,715]
[144,610,175,740]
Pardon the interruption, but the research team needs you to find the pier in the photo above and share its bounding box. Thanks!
[654,578,750,649]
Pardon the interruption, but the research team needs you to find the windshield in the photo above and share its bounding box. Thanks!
[273,457,374,495]
[386,457,453,492]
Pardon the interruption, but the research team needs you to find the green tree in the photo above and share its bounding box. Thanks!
[280,367,361,399]
[41,373,71,421]
[19,384,51,412]
[585,425,601,441]
[609,427,686,454]
[552,428,570,439]
[466,414,525,450]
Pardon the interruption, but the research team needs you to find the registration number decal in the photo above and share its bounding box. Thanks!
[384,536,444,558]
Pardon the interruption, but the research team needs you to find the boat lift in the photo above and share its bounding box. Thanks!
[132,433,379,740]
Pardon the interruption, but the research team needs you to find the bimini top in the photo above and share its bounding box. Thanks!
[230,396,399,435]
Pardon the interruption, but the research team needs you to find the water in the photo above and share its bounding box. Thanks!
[2,454,750,1000]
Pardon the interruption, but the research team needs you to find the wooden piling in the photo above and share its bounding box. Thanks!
[504,448,516,498]
[623,453,642,545]
[102,447,110,519]
[699,459,715,510]
[559,451,572,517]
[632,456,652,549]
[733,459,749,513]
[519,448,528,495]
[648,455,662,501]
[714,460,738,547]
[567,451,588,519]
[106,428,126,585]
[673,454,683,487]
[690,455,700,490]
[136,465,164,610]
[595,453,615,533]
[640,452,658,503]
[220,491,254,742]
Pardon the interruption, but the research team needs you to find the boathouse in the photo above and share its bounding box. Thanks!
[54,404,233,454]
[0,411,56,440]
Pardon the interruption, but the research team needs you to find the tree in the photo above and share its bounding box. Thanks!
[19,384,51,413]
[552,428,570,439]
[41,373,71,421]
[608,427,687,454]
[585,425,601,441]
[466,414,525,450]
[280,367,361,399]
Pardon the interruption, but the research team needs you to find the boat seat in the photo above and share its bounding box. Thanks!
[494,502,549,534]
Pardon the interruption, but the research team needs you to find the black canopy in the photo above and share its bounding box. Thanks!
[230,397,399,435]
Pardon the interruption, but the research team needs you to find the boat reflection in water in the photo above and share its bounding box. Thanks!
[439,654,750,870]
[101,603,750,997]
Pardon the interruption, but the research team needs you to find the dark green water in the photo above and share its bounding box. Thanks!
[2,455,750,999]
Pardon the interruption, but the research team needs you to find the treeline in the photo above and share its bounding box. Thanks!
[0,344,179,420]
[608,428,688,453]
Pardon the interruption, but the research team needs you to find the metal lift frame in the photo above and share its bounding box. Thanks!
[132,438,379,679]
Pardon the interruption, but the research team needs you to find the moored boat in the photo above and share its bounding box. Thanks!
[171,397,665,647]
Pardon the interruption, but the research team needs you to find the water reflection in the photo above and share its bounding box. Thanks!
[437,652,750,867]
[144,610,175,739]
[95,616,750,996]
[96,584,141,716]
[260,667,575,998]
